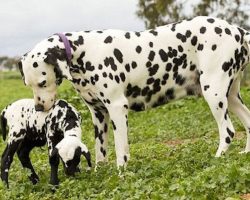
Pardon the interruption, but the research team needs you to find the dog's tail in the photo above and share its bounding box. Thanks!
[244,30,250,57]
[0,109,7,141]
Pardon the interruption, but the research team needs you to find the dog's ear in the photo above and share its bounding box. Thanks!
[18,60,26,85]
[44,47,73,83]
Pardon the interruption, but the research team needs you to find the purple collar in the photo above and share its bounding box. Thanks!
[55,33,72,64]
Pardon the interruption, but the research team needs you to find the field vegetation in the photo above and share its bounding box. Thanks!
[1,72,250,199]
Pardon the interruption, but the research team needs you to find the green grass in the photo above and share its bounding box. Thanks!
[1,72,250,199]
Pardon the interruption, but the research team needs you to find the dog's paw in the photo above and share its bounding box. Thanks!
[94,161,107,172]
[239,150,250,154]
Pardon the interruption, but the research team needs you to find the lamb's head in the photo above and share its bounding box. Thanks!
[51,136,91,176]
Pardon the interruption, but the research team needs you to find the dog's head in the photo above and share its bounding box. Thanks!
[18,37,73,111]
[51,136,91,176]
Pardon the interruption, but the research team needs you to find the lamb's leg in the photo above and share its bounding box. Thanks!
[47,131,62,186]
[17,139,39,184]
[1,140,20,187]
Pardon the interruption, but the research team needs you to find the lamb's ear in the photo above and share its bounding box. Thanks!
[80,144,92,168]
[44,47,73,83]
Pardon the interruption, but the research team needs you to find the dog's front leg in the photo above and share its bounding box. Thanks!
[106,98,129,168]
[88,105,110,165]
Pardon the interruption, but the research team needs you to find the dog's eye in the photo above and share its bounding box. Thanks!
[38,80,46,88]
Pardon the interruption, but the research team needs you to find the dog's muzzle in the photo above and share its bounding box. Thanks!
[35,104,44,112]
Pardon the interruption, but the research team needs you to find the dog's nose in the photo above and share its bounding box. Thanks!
[35,104,44,111]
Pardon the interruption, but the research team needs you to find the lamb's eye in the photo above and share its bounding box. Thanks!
[38,80,46,87]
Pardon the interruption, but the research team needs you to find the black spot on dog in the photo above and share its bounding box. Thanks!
[219,102,223,108]
[95,110,104,124]
[135,32,141,37]
[212,44,217,51]
[111,120,116,130]
[100,147,106,157]
[115,75,120,83]
[165,88,175,100]
[200,27,206,34]
[124,155,128,162]
[159,49,168,62]
[147,77,154,85]
[227,127,234,138]
[225,137,231,144]
[225,28,231,35]
[141,86,150,96]
[165,63,172,72]
[131,61,137,69]
[178,45,184,52]
[226,79,234,98]
[207,18,215,23]
[146,61,152,68]
[130,103,145,111]
[104,36,113,43]
[86,61,95,71]
[65,33,72,36]
[125,32,130,39]
[214,27,222,35]
[148,51,155,61]
[185,30,191,38]
[191,36,198,46]
[125,64,130,72]
[149,30,158,36]
[136,46,142,54]
[33,62,38,68]
[197,44,204,51]
[38,80,46,88]
[235,34,240,42]
[176,33,187,42]
[204,85,210,91]
[149,42,153,47]
[190,64,196,71]
[102,72,107,78]
[74,36,84,46]
[120,72,126,82]
[48,38,54,42]
[77,52,85,67]
[222,58,233,72]
[104,57,117,71]
[148,64,159,76]
[109,73,113,80]
[114,49,123,63]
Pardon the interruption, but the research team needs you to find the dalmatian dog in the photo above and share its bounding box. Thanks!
[18,16,250,169]
[0,99,91,186]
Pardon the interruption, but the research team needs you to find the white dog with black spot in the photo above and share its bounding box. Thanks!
[18,16,250,169]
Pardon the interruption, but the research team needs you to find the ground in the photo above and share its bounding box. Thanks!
[1,71,250,199]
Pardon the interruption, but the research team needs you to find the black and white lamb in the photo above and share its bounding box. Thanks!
[0,99,91,187]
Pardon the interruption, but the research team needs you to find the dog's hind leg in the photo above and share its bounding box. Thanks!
[200,73,235,157]
[106,96,129,168]
[228,73,250,153]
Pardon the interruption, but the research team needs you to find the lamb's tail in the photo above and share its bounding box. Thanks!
[0,110,7,141]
